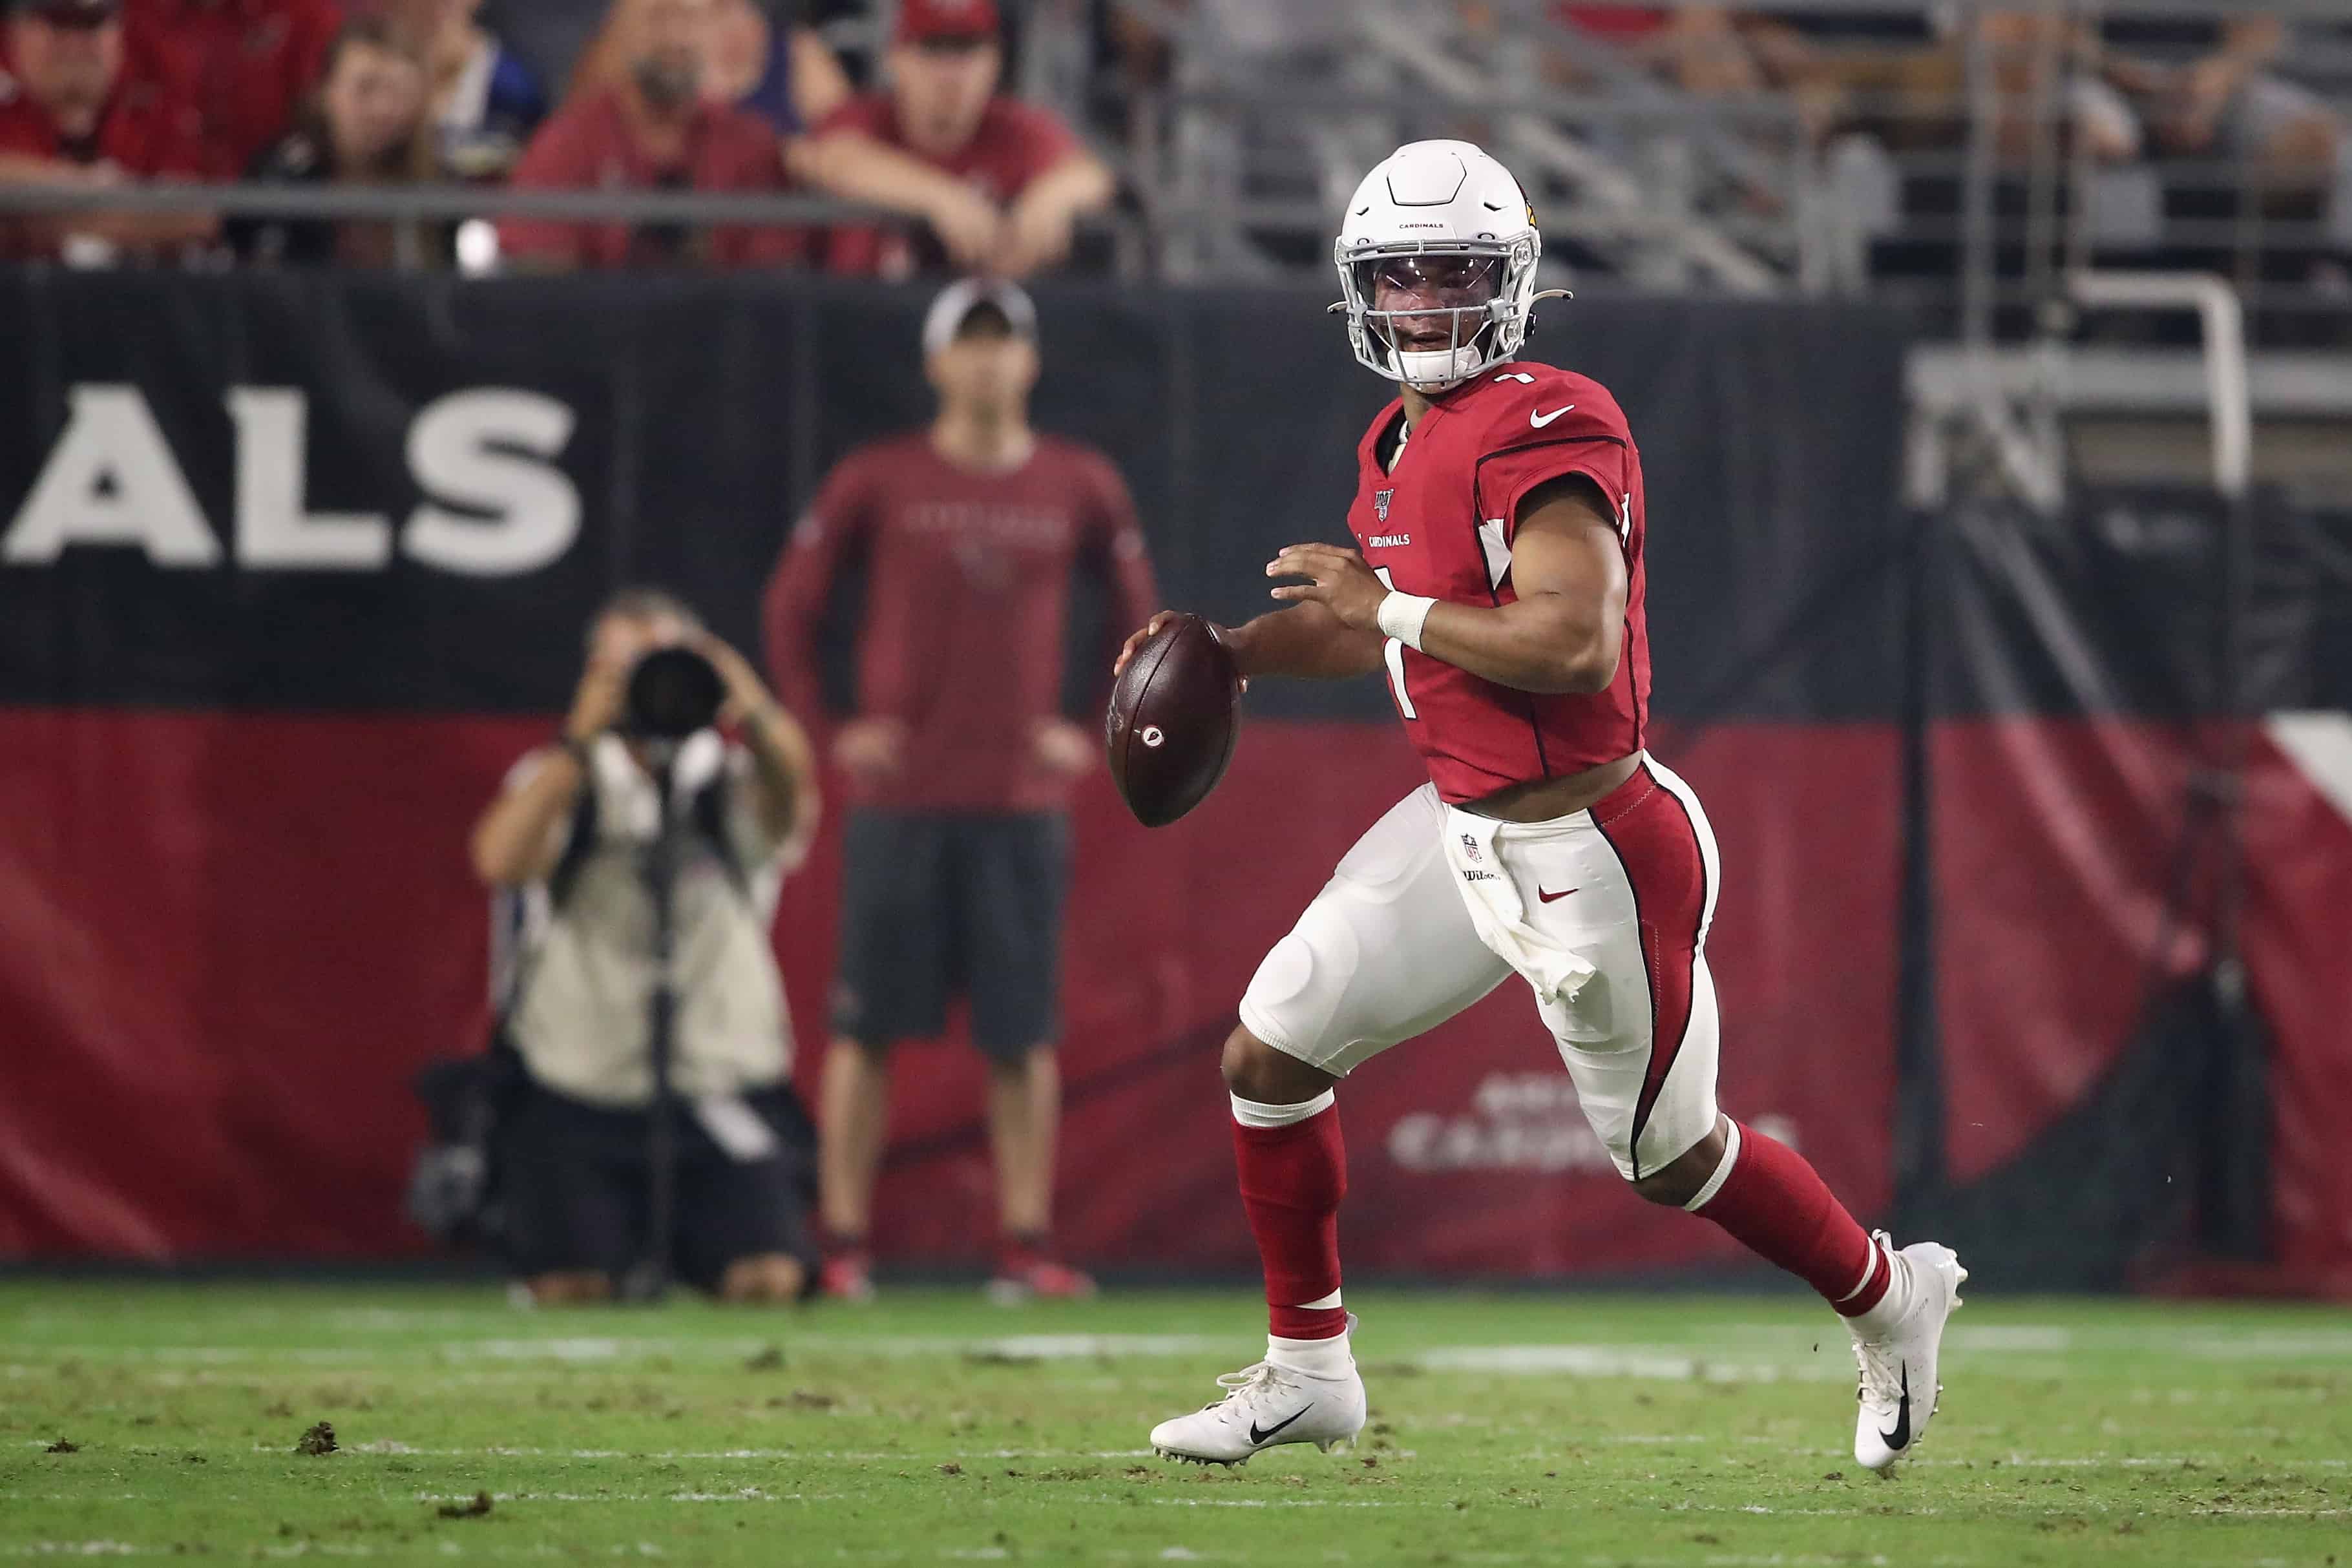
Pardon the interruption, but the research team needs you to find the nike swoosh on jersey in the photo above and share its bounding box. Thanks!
[1538,886,1579,903]
[1529,404,1577,427]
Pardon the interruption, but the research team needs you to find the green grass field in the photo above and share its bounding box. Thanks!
[2,1281,2346,1565]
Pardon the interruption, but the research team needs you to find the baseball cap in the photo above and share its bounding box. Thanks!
[6,0,119,21]
[921,277,1036,357]
[895,0,998,47]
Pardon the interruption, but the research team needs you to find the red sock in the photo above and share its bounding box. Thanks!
[1233,1104,1348,1340]
[1693,1122,1887,1317]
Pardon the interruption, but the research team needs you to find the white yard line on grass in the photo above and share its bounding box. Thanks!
[414,1495,837,1504]
[16,1321,2352,1374]
[1414,1346,1842,1383]
[320,1444,1158,1461]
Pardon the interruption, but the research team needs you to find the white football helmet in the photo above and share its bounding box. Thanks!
[1334,140,1548,392]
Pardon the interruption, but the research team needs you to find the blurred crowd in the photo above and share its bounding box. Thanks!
[0,1,2345,288]
[1511,6,2344,178]
[0,0,1113,275]
[1504,5,2349,291]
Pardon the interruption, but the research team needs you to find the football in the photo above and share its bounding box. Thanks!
[1105,613,1243,827]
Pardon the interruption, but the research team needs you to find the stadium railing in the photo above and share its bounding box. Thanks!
[0,185,1148,279]
[1100,0,2351,341]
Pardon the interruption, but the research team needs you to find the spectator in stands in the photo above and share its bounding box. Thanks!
[499,0,801,270]
[121,0,342,176]
[470,588,823,1306]
[704,0,848,135]
[2103,17,2341,187]
[561,0,846,132]
[231,18,433,266]
[797,0,1114,278]
[1798,10,2139,167]
[0,0,215,260]
[388,0,547,182]
[1544,5,1765,101]
[762,278,1159,1304]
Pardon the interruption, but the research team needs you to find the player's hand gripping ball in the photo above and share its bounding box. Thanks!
[1266,543,1389,632]
[1105,612,1243,827]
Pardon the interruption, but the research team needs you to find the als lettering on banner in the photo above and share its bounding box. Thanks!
[0,387,221,566]
[1,384,580,575]
[404,391,582,575]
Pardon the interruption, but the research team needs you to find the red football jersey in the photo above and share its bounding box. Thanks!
[1348,361,1649,804]
[812,93,1082,277]
[762,432,1160,815]
[500,88,803,271]
[121,0,343,176]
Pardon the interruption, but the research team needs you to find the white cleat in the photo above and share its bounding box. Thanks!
[1149,1359,1367,1467]
[1850,1234,1968,1472]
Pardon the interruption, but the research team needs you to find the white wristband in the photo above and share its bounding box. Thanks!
[1376,591,1436,651]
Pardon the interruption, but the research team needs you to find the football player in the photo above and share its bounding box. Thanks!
[1117,140,1964,1473]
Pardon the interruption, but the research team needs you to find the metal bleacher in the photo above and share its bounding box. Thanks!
[1111,0,2352,346]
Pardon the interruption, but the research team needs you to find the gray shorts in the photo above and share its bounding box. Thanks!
[831,811,1071,1060]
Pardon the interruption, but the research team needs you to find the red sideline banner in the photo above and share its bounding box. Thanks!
[1931,717,2352,1297]
[0,711,1902,1274]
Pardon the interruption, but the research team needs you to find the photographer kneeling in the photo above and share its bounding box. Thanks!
[470,589,822,1305]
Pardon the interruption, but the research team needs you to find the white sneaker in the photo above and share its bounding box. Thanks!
[1849,1234,1968,1472]
[1149,1358,1367,1467]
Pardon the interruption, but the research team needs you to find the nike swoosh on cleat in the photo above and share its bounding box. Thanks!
[1248,1405,1314,1445]
[1880,1363,1911,1451]
[1538,886,1579,903]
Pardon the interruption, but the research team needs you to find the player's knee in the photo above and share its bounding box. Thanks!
[1219,1024,1335,1105]
[1627,1119,1730,1208]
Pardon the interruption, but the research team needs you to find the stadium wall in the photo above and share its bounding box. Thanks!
[0,271,2343,1293]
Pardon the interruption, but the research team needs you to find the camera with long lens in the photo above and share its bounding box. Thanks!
[622,645,726,740]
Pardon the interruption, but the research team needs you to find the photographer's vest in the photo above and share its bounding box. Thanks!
[505,732,800,1109]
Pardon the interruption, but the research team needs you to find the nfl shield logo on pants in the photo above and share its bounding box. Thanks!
[1460,832,1482,864]
[1374,488,1393,523]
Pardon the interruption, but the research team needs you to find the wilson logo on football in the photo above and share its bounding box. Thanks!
[1140,726,1165,748]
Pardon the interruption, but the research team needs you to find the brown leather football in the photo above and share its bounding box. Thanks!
[1105,614,1243,827]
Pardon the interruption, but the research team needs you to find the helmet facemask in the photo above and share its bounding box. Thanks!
[1336,235,1538,392]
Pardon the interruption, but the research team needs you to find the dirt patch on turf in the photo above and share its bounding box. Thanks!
[296,1422,339,1456]
[773,1389,835,1410]
[45,1439,78,1454]
[744,1345,784,1372]
[437,1491,494,1519]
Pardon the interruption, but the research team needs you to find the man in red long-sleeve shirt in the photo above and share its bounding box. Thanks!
[762,277,1158,1303]
[0,0,216,260]
[120,0,340,176]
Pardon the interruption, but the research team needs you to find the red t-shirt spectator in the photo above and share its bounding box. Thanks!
[0,62,209,258]
[499,85,801,269]
[762,432,1159,814]
[1553,6,1669,43]
[120,0,341,176]
[814,92,1078,277]
[0,61,205,169]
